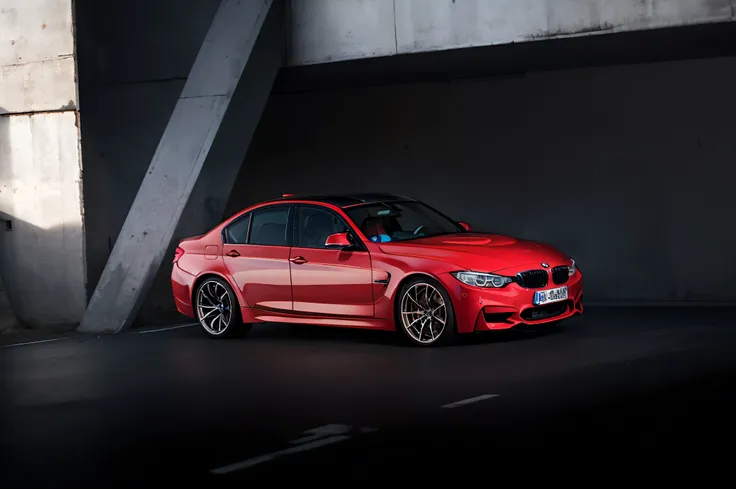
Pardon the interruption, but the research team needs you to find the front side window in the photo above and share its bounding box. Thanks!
[295,206,348,249]
[248,206,289,246]
[345,201,463,243]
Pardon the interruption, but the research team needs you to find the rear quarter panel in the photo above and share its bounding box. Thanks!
[173,232,247,309]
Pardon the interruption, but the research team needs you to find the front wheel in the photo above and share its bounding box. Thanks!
[195,277,251,338]
[396,276,457,347]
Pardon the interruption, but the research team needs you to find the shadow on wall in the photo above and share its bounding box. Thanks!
[0,270,17,334]
[0,108,85,331]
[134,242,191,327]
[0,108,18,333]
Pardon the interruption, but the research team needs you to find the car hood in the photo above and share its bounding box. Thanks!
[378,233,568,273]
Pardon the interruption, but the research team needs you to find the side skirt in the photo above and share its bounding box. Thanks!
[241,307,395,331]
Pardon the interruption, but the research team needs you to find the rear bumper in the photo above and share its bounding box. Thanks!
[171,264,196,318]
[439,271,584,334]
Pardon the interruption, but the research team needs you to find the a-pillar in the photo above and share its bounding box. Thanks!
[0,0,86,330]
[78,0,283,333]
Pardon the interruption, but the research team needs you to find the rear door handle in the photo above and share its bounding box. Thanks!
[290,256,307,265]
[225,250,240,257]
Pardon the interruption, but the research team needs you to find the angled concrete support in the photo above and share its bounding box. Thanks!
[139,0,285,324]
[78,0,281,334]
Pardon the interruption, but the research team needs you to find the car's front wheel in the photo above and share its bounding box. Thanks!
[396,276,457,346]
[195,277,250,338]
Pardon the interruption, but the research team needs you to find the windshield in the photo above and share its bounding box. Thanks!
[345,201,464,243]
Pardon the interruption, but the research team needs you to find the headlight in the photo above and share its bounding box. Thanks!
[568,259,577,276]
[451,271,513,288]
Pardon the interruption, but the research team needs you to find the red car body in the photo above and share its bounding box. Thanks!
[172,194,583,344]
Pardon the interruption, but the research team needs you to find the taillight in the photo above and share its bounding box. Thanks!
[173,246,185,264]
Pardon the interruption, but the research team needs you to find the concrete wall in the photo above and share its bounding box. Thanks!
[0,0,86,328]
[288,0,736,65]
[227,55,736,304]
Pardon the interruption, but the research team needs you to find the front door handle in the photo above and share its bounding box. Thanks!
[290,256,308,265]
[225,250,240,257]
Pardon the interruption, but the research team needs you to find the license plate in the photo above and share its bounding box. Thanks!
[533,286,568,306]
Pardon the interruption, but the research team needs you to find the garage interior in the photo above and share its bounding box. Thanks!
[73,4,736,326]
[4,1,736,484]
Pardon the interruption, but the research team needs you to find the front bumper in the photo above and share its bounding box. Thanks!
[439,271,584,334]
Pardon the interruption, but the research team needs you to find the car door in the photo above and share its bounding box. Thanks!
[289,205,374,317]
[222,205,293,312]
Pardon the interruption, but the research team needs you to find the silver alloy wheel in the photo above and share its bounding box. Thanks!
[400,282,447,344]
[196,280,233,336]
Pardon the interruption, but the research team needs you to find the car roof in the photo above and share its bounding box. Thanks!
[262,193,414,208]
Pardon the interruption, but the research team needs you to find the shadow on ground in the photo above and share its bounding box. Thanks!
[239,319,568,348]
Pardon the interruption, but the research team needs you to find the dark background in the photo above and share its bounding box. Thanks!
[73,0,736,324]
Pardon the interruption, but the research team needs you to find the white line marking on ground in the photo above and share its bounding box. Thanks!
[210,424,377,474]
[288,424,352,445]
[441,394,499,409]
[211,435,352,474]
[134,323,197,335]
[1,337,70,349]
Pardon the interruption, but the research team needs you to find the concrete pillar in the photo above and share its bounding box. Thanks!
[139,1,285,324]
[0,0,86,329]
[78,0,282,334]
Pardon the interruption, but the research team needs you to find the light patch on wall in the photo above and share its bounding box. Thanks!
[0,112,83,231]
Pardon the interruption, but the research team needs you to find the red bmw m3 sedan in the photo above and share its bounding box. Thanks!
[171,193,583,346]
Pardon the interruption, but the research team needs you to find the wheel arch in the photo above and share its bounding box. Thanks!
[191,272,244,308]
[392,271,458,332]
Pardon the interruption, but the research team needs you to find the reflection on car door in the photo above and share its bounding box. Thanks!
[222,205,293,312]
[289,205,374,317]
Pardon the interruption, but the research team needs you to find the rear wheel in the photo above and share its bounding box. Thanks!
[195,277,250,338]
[396,276,457,347]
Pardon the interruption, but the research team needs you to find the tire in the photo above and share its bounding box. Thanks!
[194,276,251,339]
[395,275,457,347]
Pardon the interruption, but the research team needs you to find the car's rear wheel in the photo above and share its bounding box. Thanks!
[396,276,457,347]
[195,277,250,338]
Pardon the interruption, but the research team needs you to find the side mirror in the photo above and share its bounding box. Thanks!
[458,221,472,231]
[325,232,352,249]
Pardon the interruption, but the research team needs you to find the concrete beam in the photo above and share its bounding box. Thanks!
[78,0,280,334]
[287,0,396,65]
[394,0,734,53]
[287,0,736,66]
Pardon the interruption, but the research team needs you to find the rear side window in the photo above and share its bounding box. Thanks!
[248,207,289,246]
[225,215,250,244]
